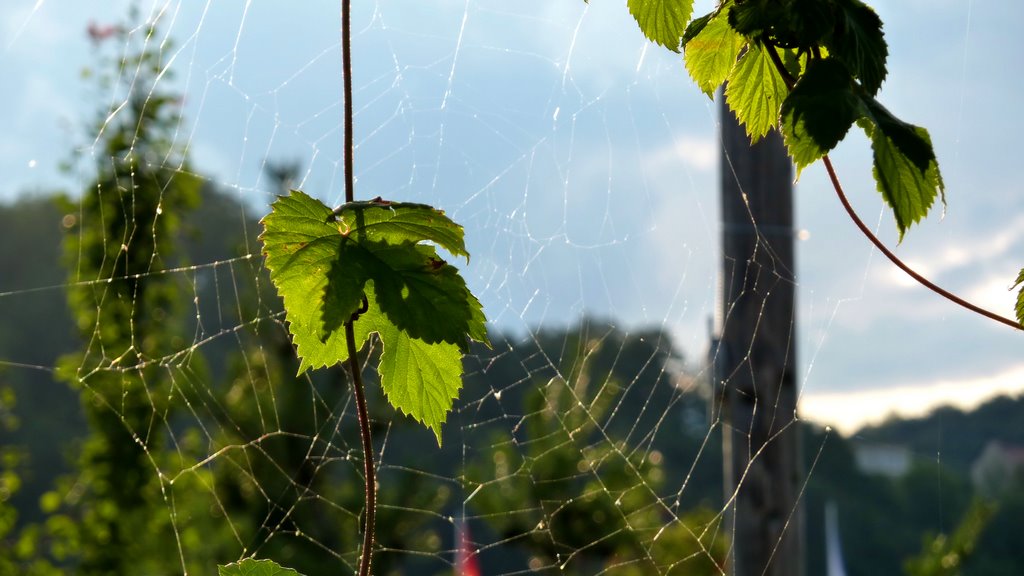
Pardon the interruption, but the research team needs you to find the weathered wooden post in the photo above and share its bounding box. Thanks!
[715,98,804,576]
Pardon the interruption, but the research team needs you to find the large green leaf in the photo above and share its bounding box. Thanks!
[858,96,944,239]
[829,0,888,95]
[1013,269,1024,326]
[260,191,489,443]
[331,197,468,259]
[327,241,488,349]
[628,0,695,52]
[365,294,465,443]
[219,559,304,576]
[683,11,745,98]
[780,58,860,172]
[725,44,789,141]
[260,190,350,369]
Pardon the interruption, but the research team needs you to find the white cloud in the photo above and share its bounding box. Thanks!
[801,363,1024,435]
[647,135,717,174]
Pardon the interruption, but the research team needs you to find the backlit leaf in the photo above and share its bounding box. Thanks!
[858,96,944,240]
[683,11,745,98]
[829,0,888,95]
[219,559,304,576]
[725,44,789,141]
[627,0,695,52]
[362,292,464,443]
[1013,269,1024,326]
[682,11,714,45]
[260,191,489,443]
[331,197,468,260]
[780,58,860,172]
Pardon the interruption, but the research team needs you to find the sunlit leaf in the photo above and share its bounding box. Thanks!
[219,559,304,576]
[725,44,789,141]
[683,11,745,98]
[627,0,695,52]
[260,191,489,443]
[1013,269,1024,327]
[858,97,944,240]
[361,292,465,443]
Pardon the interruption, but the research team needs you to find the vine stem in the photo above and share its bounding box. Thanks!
[346,323,376,576]
[760,41,1022,332]
[342,0,355,203]
[341,0,377,575]
[821,156,1022,331]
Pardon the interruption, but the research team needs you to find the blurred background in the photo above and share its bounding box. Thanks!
[1,0,1022,574]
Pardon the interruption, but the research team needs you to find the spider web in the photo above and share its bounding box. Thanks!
[1,0,1020,575]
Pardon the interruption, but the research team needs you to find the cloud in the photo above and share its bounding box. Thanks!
[801,363,1024,435]
[646,135,717,175]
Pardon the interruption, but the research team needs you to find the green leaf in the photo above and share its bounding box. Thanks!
[260,191,488,443]
[262,191,487,368]
[829,0,887,95]
[780,58,860,172]
[784,0,837,46]
[682,11,714,45]
[331,197,468,260]
[683,11,746,98]
[728,0,789,37]
[260,190,351,366]
[361,293,465,443]
[329,241,488,350]
[627,0,694,52]
[219,559,304,576]
[725,44,789,141]
[858,96,944,239]
[1013,269,1024,326]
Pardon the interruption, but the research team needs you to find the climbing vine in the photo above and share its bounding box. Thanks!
[623,0,1024,330]
[233,1,489,574]
[225,0,1019,574]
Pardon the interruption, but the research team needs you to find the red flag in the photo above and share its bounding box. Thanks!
[455,516,482,576]
[86,21,121,43]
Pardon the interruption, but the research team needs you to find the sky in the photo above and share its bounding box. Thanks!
[1,0,1022,434]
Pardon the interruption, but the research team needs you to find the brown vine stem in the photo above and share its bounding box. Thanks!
[341,0,377,575]
[760,40,1022,332]
[822,156,1022,331]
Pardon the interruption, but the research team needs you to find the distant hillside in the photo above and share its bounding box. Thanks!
[853,393,1024,473]
[4,189,1023,575]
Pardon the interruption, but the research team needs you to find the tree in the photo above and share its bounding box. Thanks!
[49,11,207,574]
[465,329,727,574]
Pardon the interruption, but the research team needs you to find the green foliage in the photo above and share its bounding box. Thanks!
[219,558,305,576]
[626,0,694,52]
[683,8,744,98]
[780,58,860,171]
[903,500,995,576]
[725,43,789,141]
[465,337,727,574]
[830,0,888,95]
[45,13,209,576]
[858,97,944,239]
[615,0,1024,322]
[1012,268,1024,326]
[623,0,945,241]
[261,191,489,443]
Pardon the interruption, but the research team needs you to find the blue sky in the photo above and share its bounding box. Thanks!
[2,0,1022,433]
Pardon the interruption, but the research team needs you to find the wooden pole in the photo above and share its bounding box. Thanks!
[714,99,804,576]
